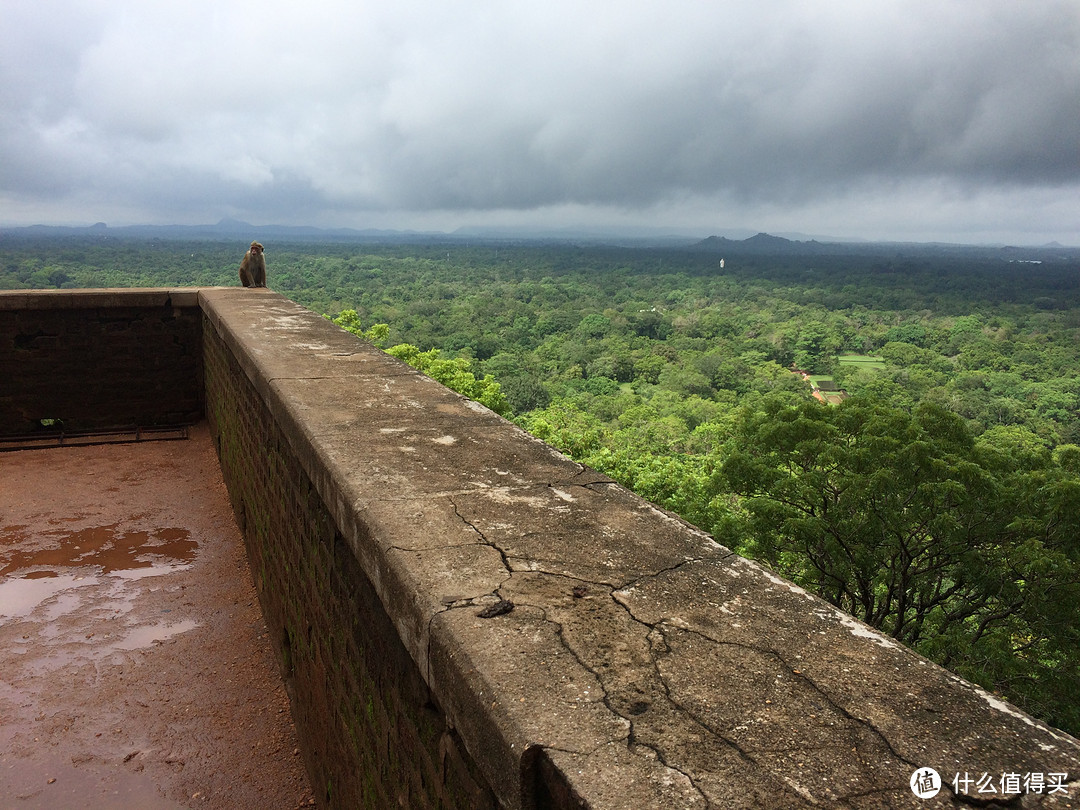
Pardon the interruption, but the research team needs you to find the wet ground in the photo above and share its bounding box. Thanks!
[0,424,314,809]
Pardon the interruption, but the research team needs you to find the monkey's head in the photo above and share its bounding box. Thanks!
[249,241,264,255]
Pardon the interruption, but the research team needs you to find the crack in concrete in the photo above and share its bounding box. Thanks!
[432,597,484,612]
[509,564,621,593]
[603,589,864,806]
[412,484,983,805]
[503,556,621,589]
[349,465,648,506]
[531,603,626,738]
[439,486,721,595]
[533,741,615,760]
[407,509,1065,808]
[266,375,342,382]
[649,620,922,776]
[385,541,488,554]
[357,483,573,503]
[447,495,515,591]
[479,588,716,806]
[627,736,713,808]
[418,491,767,804]
[421,498,515,689]
[553,465,616,487]
[615,553,723,594]
[417,537,914,810]
[608,554,932,784]
[637,623,763,805]
[524,600,712,805]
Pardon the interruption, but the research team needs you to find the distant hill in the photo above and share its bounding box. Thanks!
[693,232,832,255]
[689,232,1080,261]
[2,221,1077,258]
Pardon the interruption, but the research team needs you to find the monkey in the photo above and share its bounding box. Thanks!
[238,241,266,288]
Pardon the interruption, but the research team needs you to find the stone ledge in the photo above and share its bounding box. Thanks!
[198,289,1080,809]
[0,287,208,310]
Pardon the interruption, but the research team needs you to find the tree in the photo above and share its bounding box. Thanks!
[331,311,508,415]
[501,374,551,413]
[330,309,390,347]
[791,320,837,373]
[723,397,994,639]
[720,394,1080,732]
[387,345,509,416]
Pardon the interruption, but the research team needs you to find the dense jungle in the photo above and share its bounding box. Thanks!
[3,232,1079,735]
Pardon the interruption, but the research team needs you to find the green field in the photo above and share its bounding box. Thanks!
[837,354,886,369]
[804,355,885,403]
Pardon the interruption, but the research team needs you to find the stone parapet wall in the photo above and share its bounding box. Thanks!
[202,301,498,808]
[4,287,1079,808]
[195,289,1080,809]
[0,289,203,436]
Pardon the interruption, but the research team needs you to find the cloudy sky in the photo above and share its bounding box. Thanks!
[2,1,1078,244]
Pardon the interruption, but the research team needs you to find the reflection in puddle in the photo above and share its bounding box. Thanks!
[0,524,197,577]
[0,525,197,620]
[0,524,202,651]
[0,574,82,619]
[111,620,200,650]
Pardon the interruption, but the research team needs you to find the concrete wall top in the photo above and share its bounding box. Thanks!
[0,287,210,310]
[196,288,1080,808]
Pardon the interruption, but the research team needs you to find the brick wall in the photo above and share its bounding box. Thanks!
[202,320,498,809]
[0,290,202,436]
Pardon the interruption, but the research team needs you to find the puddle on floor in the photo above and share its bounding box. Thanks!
[0,524,196,616]
[109,619,200,651]
[0,574,83,620]
[0,524,201,655]
[0,524,197,577]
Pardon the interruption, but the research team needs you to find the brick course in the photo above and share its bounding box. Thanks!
[203,320,497,809]
[0,298,201,435]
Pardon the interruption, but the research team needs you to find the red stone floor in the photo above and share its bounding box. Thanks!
[0,424,314,809]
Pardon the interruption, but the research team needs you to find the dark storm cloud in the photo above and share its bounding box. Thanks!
[1,0,1077,242]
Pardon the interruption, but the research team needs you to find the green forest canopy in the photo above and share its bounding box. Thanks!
[3,234,1079,734]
